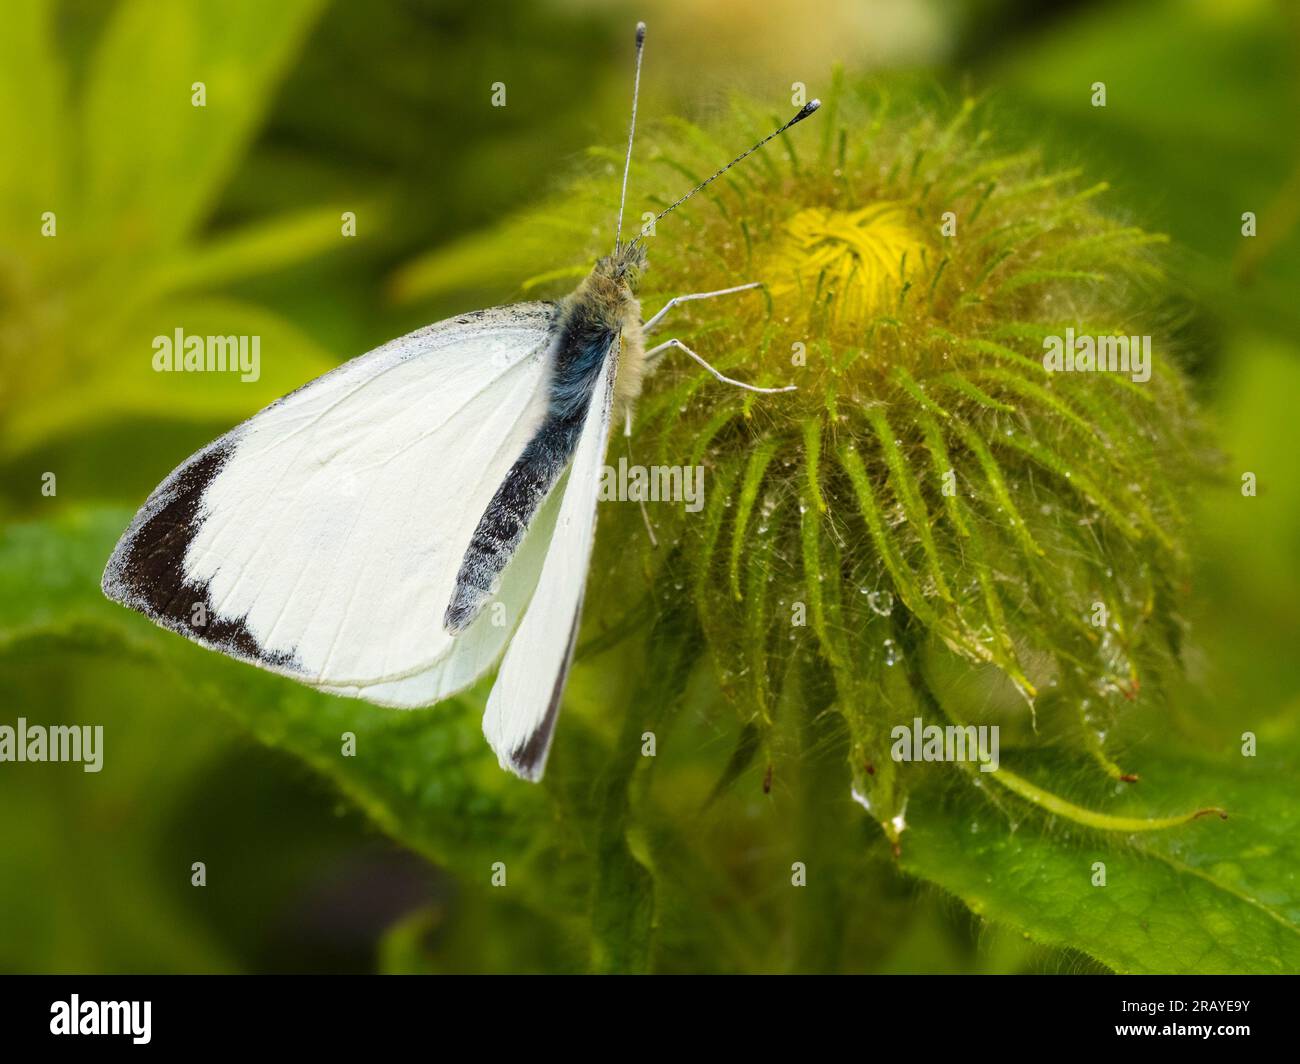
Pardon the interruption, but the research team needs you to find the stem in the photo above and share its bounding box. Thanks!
[986,766,1226,832]
[904,646,1226,834]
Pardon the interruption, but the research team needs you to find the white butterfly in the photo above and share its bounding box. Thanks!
[102,23,818,781]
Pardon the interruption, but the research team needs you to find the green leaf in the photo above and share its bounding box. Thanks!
[152,202,386,296]
[81,0,326,249]
[901,744,1300,973]
[0,664,243,974]
[0,0,65,236]
[389,199,594,306]
[991,0,1300,339]
[0,0,350,466]
[0,565,242,971]
[3,298,337,456]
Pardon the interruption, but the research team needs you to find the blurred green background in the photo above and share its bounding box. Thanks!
[1,0,1298,973]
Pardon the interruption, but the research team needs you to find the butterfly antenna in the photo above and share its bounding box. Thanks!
[633,99,821,244]
[614,21,647,251]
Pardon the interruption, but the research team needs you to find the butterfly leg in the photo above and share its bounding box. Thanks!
[643,338,796,394]
[642,281,763,334]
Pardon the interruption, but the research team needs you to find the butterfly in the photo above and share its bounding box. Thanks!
[102,22,819,781]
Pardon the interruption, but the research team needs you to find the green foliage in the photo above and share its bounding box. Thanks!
[902,743,1300,973]
[5,501,1299,973]
[0,0,337,459]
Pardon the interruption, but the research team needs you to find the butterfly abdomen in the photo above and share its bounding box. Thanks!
[443,413,584,633]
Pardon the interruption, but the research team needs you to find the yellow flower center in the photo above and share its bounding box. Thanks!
[765,204,927,323]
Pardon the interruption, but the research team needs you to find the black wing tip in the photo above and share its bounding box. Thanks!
[101,575,136,612]
[100,559,123,603]
[100,534,154,612]
[503,719,555,782]
[504,748,548,783]
[101,529,139,605]
[102,517,304,675]
[486,681,564,785]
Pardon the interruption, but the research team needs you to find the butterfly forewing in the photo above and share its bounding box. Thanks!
[103,302,562,707]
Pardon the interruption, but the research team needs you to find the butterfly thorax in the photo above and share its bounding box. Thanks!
[560,244,647,415]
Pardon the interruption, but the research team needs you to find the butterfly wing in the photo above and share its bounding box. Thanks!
[481,345,619,780]
[102,302,563,707]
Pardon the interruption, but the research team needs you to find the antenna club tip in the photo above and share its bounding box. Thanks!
[635,21,646,44]
[790,98,821,124]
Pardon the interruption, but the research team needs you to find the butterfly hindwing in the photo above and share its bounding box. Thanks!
[481,346,620,780]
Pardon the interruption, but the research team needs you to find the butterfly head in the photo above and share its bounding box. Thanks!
[597,240,647,291]
[579,241,646,337]
[569,243,648,412]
